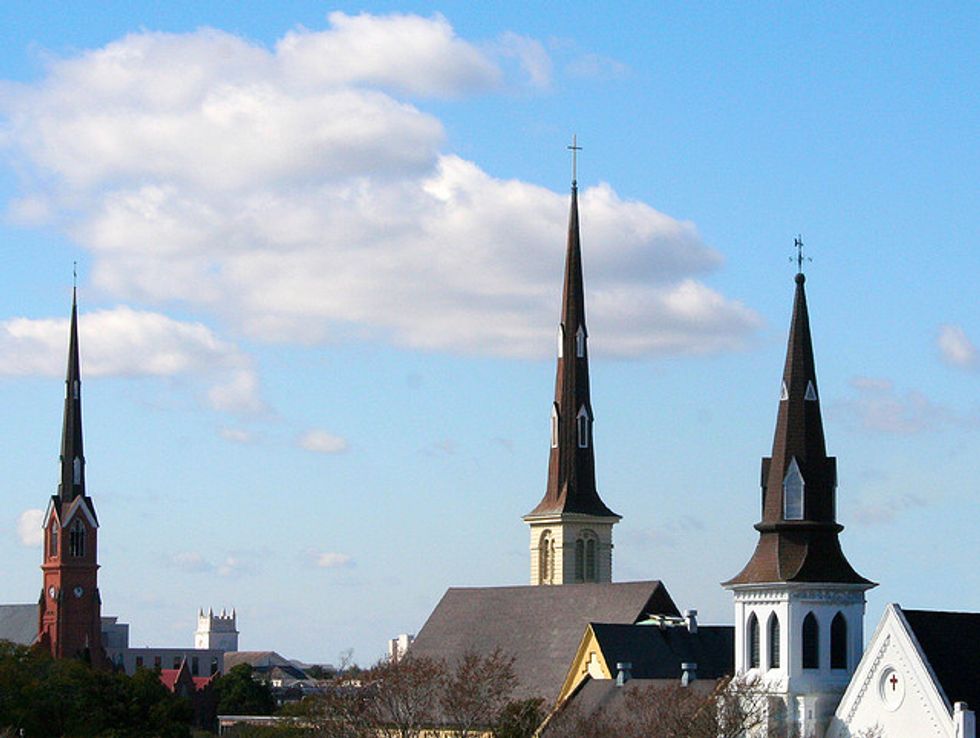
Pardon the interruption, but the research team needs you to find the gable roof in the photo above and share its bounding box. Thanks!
[410,581,678,702]
[0,604,39,646]
[590,623,734,681]
[903,609,980,711]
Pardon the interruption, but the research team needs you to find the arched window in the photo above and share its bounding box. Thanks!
[539,531,553,584]
[748,613,760,668]
[68,519,85,557]
[783,457,804,520]
[574,539,585,582]
[557,325,565,358]
[73,456,82,485]
[831,612,847,669]
[550,405,559,449]
[576,325,586,357]
[802,612,819,669]
[577,406,589,448]
[768,613,781,669]
[585,537,597,581]
[49,523,58,558]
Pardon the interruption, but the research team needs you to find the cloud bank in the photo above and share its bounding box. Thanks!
[1,13,758,361]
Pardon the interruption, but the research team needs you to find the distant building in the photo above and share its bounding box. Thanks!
[387,633,414,660]
[196,608,239,651]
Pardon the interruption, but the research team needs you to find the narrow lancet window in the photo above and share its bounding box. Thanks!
[831,612,847,669]
[550,405,559,449]
[574,539,584,582]
[805,380,818,401]
[49,524,58,558]
[577,406,589,448]
[585,536,597,581]
[748,613,760,668]
[768,613,781,669]
[576,325,586,357]
[783,457,804,520]
[539,531,553,584]
[68,519,85,557]
[73,380,80,399]
[780,381,789,401]
[557,325,565,358]
[802,612,819,669]
[73,457,82,485]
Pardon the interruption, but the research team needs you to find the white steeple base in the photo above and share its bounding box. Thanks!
[727,582,872,738]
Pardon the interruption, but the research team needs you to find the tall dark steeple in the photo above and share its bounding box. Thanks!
[528,180,616,519]
[524,148,620,586]
[726,270,871,585]
[38,285,104,665]
[59,287,86,503]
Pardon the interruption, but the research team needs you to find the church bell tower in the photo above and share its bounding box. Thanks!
[523,154,621,585]
[37,287,105,665]
[724,261,875,737]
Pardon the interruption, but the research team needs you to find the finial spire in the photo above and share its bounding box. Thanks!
[59,284,85,501]
[567,135,582,187]
[792,235,811,275]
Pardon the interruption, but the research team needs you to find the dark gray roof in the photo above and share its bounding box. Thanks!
[590,623,734,680]
[904,609,980,712]
[410,581,678,702]
[0,604,39,646]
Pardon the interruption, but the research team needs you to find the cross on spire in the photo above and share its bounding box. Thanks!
[792,235,811,274]
[568,135,582,186]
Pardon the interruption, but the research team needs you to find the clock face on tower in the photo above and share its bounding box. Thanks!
[73,586,84,598]
[48,586,56,599]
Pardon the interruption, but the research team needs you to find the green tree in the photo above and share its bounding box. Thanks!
[215,664,277,716]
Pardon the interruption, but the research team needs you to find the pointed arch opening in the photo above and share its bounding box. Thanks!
[49,522,58,558]
[830,612,847,669]
[550,405,559,449]
[767,613,781,669]
[538,530,554,585]
[802,612,819,669]
[557,325,565,358]
[574,539,584,582]
[576,325,586,357]
[576,405,590,448]
[748,613,760,669]
[68,519,85,558]
[783,457,804,520]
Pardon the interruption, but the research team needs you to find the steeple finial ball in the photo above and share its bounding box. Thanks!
[796,272,805,285]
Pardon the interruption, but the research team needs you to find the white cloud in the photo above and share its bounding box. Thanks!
[308,551,354,569]
[851,494,928,527]
[566,53,629,80]
[298,429,349,454]
[219,427,253,444]
[17,509,44,547]
[938,324,977,370]
[834,376,977,434]
[497,32,553,88]
[171,551,213,573]
[0,17,759,361]
[0,307,263,413]
[278,12,501,97]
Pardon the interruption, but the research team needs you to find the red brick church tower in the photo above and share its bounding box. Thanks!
[37,288,105,665]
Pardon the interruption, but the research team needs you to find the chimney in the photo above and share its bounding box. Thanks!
[684,609,698,634]
[681,662,697,687]
[954,702,975,738]
[615,662,632,687]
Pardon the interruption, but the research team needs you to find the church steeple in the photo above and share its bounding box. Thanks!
[528,181,616,519]
[524,156,620,586]
[59,287,85,502]
[38,285,104,665]
[726,271,871,586]
[724,260,874,738]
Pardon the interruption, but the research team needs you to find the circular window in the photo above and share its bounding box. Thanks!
[878,666,905,711]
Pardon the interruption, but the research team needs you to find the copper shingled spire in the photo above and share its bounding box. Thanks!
[528,144,617,518]
[726,251,871,585]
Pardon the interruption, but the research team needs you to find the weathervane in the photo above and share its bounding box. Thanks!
[792,235,811,274]
[567,134,582,186]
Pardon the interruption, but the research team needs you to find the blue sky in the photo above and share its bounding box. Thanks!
[0,2,976,664]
